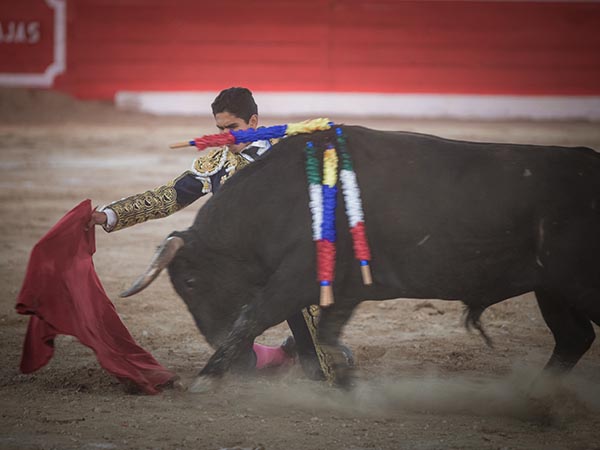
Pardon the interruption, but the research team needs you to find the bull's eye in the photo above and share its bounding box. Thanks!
[185,278,195,288]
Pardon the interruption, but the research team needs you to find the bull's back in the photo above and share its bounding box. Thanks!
[202,125,599,301]
[341,126,600,299]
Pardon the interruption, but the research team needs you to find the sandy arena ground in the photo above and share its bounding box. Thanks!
[1,89,599,450]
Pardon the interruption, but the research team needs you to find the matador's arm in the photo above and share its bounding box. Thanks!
[101,170,210,232]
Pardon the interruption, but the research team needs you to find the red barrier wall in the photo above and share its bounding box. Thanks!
[2,0,600,99]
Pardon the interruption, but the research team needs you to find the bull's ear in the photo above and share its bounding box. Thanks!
[120,236,184,298]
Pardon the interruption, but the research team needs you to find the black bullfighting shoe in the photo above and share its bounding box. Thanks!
[280,335,297,358]
[339,344,355,368]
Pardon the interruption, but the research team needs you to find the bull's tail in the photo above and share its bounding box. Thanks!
[464,304,494,348]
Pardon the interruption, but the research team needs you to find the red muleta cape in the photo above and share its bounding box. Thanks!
[16,199,176,394]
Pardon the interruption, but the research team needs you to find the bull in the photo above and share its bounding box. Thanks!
[124,125,599,391]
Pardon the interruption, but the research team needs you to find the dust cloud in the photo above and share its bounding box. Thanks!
[244,365,597,426]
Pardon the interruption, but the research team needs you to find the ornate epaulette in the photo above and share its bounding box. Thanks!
[192,147,228,176]
[191,146,250,189]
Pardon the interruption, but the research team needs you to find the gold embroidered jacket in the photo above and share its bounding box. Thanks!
[103,142,268,232]
[102,138,337,382]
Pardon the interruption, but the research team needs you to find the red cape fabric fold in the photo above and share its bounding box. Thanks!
[16,199,176,394]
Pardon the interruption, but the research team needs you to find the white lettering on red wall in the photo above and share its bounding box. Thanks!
[0,22,41,44]
[0,0,65,87]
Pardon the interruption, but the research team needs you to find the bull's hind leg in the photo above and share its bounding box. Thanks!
[534,288,595,374]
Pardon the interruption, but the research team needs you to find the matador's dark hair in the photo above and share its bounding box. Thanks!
[211,87,258,123]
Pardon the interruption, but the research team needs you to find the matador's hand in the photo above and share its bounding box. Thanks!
[86,209,107,231]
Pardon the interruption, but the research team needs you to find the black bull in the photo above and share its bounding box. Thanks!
[134,125,600,390]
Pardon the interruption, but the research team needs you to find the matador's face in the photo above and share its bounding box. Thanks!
[214,111,258,154]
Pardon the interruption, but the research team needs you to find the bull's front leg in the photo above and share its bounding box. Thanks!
[189,305,264,393]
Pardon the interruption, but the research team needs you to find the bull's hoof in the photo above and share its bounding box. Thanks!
[171,379,186,392]
[159,375,185,392]
[188,375,217,393]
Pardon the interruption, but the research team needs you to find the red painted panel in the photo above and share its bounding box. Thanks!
[56,0,332,97]
[328,1,600,95]
[3,0,599,98]
[0,0,54,74]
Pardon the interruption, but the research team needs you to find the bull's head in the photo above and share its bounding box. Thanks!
[120,233,246,349]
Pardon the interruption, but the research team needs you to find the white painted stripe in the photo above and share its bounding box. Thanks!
[0,0,66,87]
[115,91,600,120]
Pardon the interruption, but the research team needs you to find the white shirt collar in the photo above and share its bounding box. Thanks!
[240,139,272,161]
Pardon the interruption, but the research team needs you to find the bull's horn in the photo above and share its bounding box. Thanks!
[120,236,184,298]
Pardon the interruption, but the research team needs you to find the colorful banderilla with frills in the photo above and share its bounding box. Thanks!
[305,128,372,307]
[172,117,372,307]
[336,127,372,285]
[305,141,337,307]
[321,144,339,307]
[170,118,333,150]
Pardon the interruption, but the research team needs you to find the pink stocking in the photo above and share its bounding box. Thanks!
[253,343,293,370]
